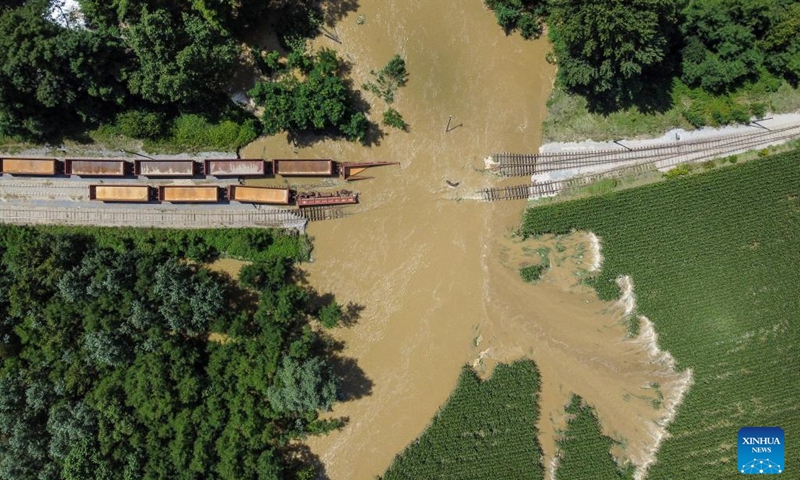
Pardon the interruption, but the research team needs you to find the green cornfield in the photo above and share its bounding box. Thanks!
[380,360,544,479]
[555,396,633,479]
[523,150,800,478]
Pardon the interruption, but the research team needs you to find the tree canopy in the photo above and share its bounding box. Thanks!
[680,0,800,92]
[249,48,370,144]
[0,226,348,480]
[548,0,682,108]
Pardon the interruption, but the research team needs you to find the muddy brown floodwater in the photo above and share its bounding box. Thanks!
[241,1,684,479]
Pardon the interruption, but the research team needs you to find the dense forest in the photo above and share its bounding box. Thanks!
[487,0,800,122]
[0,0,367,148]
[0,226,356,479]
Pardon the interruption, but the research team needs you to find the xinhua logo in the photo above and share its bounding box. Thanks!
[739,427,784,474]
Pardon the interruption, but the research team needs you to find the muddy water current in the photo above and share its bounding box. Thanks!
[242,1,683,478]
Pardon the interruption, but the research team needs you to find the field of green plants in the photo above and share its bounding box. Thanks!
[555,396,633,479]
[380,360,543,480]
[523,150,800,478]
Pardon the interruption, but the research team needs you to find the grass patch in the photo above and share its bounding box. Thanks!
[91,113,258,154]
[543,77,800,143]
[380,360,544,480]
[522,150,800,479]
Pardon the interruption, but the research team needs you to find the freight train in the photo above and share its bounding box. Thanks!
[0,157,384,178]
[0,156,396,180]
[88,184,358,207]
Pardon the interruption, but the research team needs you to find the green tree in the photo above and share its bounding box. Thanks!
[124,8,238,106]
[382,108,407,130]
[680,0,766,92]
[548,0,681,107]
[318,301,343,328]
[267,357,339,413]
[250,48,370,142]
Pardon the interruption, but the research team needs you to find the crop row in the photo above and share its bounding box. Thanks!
[380,360,544,480]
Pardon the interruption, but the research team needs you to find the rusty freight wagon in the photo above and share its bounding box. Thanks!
[158,185,220,203]
[295,190,358,207]
[204,159,265,177]
[0,157,58,175]
[89,184,152,203]
[227,186,290,205]
[135,160,197,177]
[65,158,127,177]
[272,159,334,177]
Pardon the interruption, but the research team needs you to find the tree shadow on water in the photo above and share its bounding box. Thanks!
[340,302,364,328]
[283,443,330,480]
[332,355,373,402]
[320,0,361,27]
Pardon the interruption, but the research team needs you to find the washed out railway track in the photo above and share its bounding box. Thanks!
[300,206,348,222]
[480,122,800,202]
[490,123,800,177]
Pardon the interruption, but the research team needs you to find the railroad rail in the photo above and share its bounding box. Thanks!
[490,123,800,177]
[480,124,800,202]
[299,206,347,222]
[0,202,307,230]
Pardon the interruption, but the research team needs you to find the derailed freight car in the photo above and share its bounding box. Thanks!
[0,157,59,175]
[135,160,197,177]
[65,158,128,177]
[204,159,265,177]
[158,185,220,203]
[272,159,334,177]
[89,185,152,203]
[227,186,290,205]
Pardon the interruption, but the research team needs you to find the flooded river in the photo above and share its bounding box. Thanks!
[242,1,683,478]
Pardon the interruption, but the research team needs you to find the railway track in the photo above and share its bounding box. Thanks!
[480,125,800,202]
[0,179,89,200]
[299,206,348,222]
[491,123,800,177]
[0,203,307,230]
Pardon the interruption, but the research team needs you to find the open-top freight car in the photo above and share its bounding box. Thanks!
[135,160,197,177]
[272,159,334,177]
[295,190,358,207]
[89,184,152,203]
[339,162,400,181]
[227,186,290,205]
[65,158,127,177]
[158,185,220,203]
[0,157,59,175]
[204,159,265,177]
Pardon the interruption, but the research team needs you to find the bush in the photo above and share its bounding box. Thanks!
[363,54,409,104]
[382,108,406,130]
[318,301,343,329]
[519,264,546,283]
[115,110,167,140]
[664,164,694,178]
[168,114,257,151]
